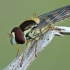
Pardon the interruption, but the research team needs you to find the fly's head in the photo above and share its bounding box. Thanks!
[9,27,26,45]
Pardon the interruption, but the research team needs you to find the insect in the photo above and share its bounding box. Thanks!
[8,5,70,66]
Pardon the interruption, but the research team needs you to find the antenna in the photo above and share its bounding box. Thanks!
[5,31,11,38]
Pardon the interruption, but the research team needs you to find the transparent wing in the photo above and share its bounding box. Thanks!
[37,5,70,28]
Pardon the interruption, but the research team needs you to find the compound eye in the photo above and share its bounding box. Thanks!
[14,28,25,44]
[10,27,26,44]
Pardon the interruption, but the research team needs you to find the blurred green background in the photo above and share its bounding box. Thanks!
[0,0,70,70]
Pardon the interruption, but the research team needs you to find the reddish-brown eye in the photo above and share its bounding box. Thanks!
[11,27,25,44]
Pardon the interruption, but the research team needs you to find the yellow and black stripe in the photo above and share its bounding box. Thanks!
[19,17,40,31]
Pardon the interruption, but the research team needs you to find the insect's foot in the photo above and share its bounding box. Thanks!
[16,54,18,57]
[52,27,63,31]
[20,59,23,67]
[20,62,22,67]
[20,55,24,67]
[35,49,37,57]
[35,53,38,57]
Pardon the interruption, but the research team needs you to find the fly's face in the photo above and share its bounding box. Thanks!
[10,32,17,45]
[10,27,26,45]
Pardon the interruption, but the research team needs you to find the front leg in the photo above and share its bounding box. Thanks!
[15,45,20,57]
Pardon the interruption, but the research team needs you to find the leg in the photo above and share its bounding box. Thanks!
[34,25,51,56]
[41,24,52,34]
[51,27,62,31]
[35,37,40,57]
[35,41,38,57]
[15,45,20,57]
[20,40,31,67]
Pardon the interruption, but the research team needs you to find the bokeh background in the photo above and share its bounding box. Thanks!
[0,0,70,70]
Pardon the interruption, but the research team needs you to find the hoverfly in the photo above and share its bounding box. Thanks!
[8,5,70,66]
